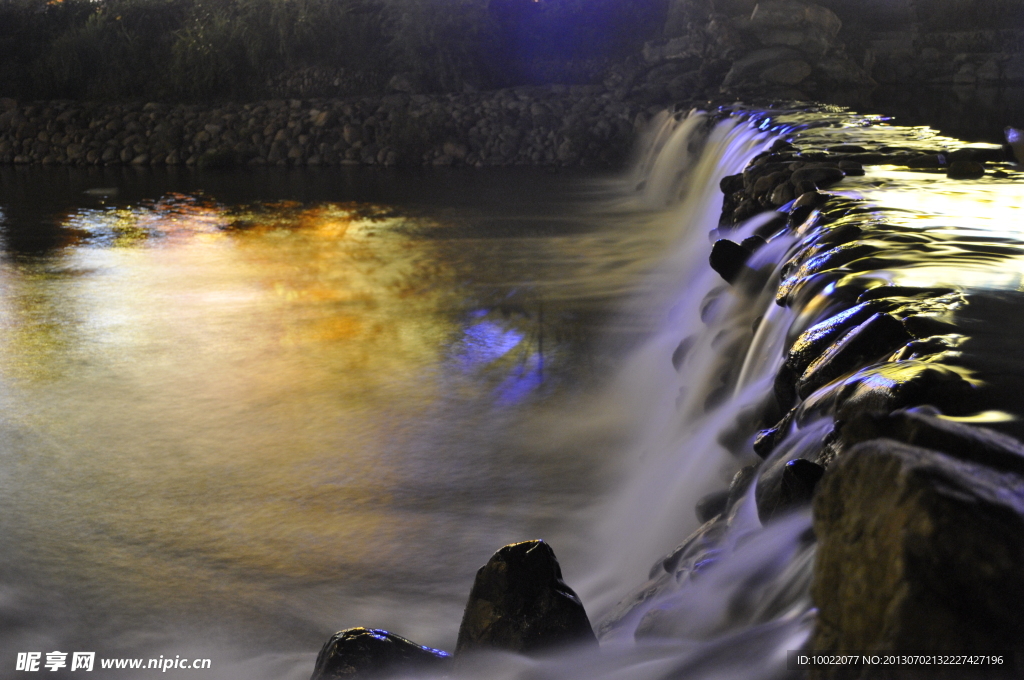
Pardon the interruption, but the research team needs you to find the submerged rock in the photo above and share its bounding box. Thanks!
[456,540,597,654]
[812,439,1024,676]
[310,628,451,679]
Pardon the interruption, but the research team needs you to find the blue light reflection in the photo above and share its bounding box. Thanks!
[452,320,524,371]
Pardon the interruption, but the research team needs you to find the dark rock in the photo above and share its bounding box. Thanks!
[721,47,805,89]
[836,160,864,176]
[773,363,799,413]
[902,314,959,338]
[748,1,842,57]
[812,439,1024,675]
[761,59,812,85]
[790,188,823,206]
[905,153,945,168]
[672,336,695,371]
[695,489,729,523]
[838,409,1024,476]
[727,463,760,507]
[790,165,845,188]
[796,312,913,398]
[755,457,825,522]
[709,239,752,284]
[947,160,986,179]
[310,628,451,679]
[752,211,788,239]
[740,234,768,253]
[720,173,745,194]
[770,181,795,206]
[799,364,978,453]
[455,540,597,654]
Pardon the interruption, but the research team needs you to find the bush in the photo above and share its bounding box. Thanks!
[0,0,666,100]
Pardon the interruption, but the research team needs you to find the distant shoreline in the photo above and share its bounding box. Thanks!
[0,86,667,170]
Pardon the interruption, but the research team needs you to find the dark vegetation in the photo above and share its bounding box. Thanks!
[0,0,668,101]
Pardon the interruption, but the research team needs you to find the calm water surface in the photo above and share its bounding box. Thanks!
[0,166,670,678]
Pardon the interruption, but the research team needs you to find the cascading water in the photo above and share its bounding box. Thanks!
[4,103,1020,680]
[440,104,1024,679]
[390,110,830,680]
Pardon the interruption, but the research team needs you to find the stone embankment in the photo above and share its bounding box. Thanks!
[0,87,648,169]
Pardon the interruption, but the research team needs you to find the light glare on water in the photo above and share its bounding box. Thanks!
[0,177,675,676]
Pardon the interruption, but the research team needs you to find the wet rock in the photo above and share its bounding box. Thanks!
[740,234,768,253]
[806,363,978,444]
[770,181,795,206]
[812,439,1024,672]
[695,489,730,523]
[796,312,913,398]
[835,160,863,176]
[776,242,877,305]
[727,463,760,508]
[709,239,753,284]
[755,457,825,522]
[456,540,597,654]
[947,160,986,179]
[902,314,959,338]
[773,363,799,413]
[826,144,867,153]
[790,165,845,189]
[658,515,729,578]
[838,409,1024,476]
[310,628,451,679]
[857,285,957,303]
[786,301,891,376]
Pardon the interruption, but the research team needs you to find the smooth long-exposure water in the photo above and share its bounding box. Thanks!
[0,164,697,678]
[2,107,1023,680]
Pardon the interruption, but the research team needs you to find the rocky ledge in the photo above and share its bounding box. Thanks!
[696,133,1024,676]
[0,88,649,170]
[310,540,596,679]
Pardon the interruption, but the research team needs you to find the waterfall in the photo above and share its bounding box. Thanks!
[421,110,832,680]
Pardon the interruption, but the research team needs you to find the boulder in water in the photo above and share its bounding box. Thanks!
[946,160,985,179]
[456,540,597,654]
[709,238,753,284]
[310,628,451,679]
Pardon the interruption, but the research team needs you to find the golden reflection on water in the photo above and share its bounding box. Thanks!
[0,192,634,645]
[839,166,1024,290]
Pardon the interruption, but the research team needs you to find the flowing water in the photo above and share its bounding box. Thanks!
[1,107,1022,680]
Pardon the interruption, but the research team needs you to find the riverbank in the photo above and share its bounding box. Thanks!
[0,87,654,169]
